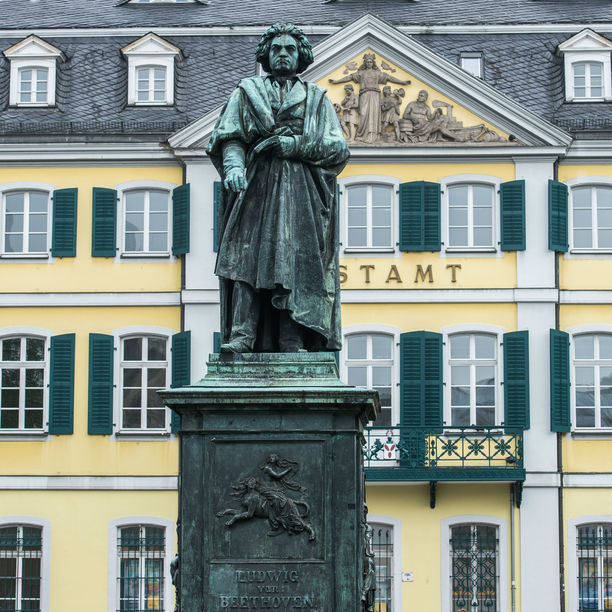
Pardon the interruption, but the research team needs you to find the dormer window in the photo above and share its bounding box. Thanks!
[121,33,182,106]
[460,53,483,78]
[3,35,64,107]
[559,29,612,102]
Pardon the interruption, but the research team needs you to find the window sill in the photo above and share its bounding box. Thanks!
[342,247,395,254]
[0,253,49,259]
[120,252,172,259]
[445,247,497,253]
[115,429,172,440]
[569,248,612,255]
[128,101,174,107]
[568,97,609,103]
[570,429,612,439]
[0,430,48,440]
[10,103,55,108]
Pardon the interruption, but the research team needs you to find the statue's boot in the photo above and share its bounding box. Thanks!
[279,311,305,353]
[221,281,259,353]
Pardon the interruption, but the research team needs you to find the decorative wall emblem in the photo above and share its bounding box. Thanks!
[216,453,316,541]
[329,53,508,145]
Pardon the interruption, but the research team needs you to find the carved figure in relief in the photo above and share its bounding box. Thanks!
[340,84,359,140]
[380,86,405,142]
[361,505,377,612]
[216,454,316,541]
[400,89,458,143]
[207,24,348,354]
[329,53,409,143]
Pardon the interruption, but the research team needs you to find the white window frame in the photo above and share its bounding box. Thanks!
[440,174,502,257]
[567,177,612,254]
[0,182,55,259]
[121,34,181,106]
[0,327,52,436]
[3,36,64,107]
[112,326,176,437]
[0,516,51,612]
[559,29,612,102]
[366,514,402,611]
[341,324,400,426]
[116,180,177,259]
[107,516,175,612]
[567,324,612,433]
[442,324,505,428]
[441,515,508,612]
[338,175,400,256]
[460,53,483,78]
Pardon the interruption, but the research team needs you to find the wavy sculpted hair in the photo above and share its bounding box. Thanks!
[255,23,314,75]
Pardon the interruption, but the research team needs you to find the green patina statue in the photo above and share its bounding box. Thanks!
[207,24,350,353]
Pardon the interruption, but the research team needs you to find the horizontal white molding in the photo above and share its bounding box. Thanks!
[524,472,561,488]
[0,23,607,39]
[564,473,612,488]
[0,475,177,490]
[0,142,178,163]
[560,290,612,304]
[181,289,220,304]
[0,292,180,307]
[346,146,569,161]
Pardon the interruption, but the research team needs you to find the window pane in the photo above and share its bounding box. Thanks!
[473,206,492,225]
[476,407,495,426]
[28,234,47,252]
[372,366,391,387]
[598,187,612,208]
[28,214,47,234]
[146,408,166,428]
[476,387,494,407]
[123,368,141,387]
[149,213,167,233]
[461,56,481,77]
[147,389,164,408]
[347,335,367,360]
[600,387,612,407]
[598,209,612,227]
[5,193,24,213]
[598,229,612,248]
[576,388,595,407]
[148,338,166,361]
[5,213,23,233]
[449,207,467,226]
[576,408,595,428]
[476,366,495,385]
[125,212,144,232]
[26,339,44,362]
[451,365,470,385]
[451,386,470,407]
[601,408,612,428]
[123,388,141,408]
[576,366,595,386]
[601,366,612,386]
[599,336,612,359]
[2,389,19,408]
[475,335,495,359]
[573,208,592,228]
[347,366,367,387]
[450,335,470,359]
[449,227,468,246]
[473,227,492,247]
[473,185,492,206]
[0,410,18,428]
[575,335,595,359]
[125,191,145,211]
[573,187,591,208]
[124,338,142,361]
[125,233,143,252]
[372,227,391,247]
[2,369,19,387]
[25,389,43,408]
[449,185,468,207]
[347,185,367,206]
[147,368,166,388]
[24,409,43,429]
[371,185,391,205]
[348,227,367,247]
[451,407,470,426]
[371,335,392,359]
[29,192,47,213]
[5,234,23,252]
[347,206,366,227]
[122,409,141,428]
[149,233,168,252]
[2,339,21,361]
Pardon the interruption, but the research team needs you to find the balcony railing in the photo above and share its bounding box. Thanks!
[364,426,525,482]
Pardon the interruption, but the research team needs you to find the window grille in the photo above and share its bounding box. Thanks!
[0,336,46,430]
[345,334,394,426]
[3,191,49,255]
[117,525,165,612]
[346,184,393,249]
[370,524,393,612]
[450,524,499,612]
[123,190,170,253]
[577,523,612,611]
[449,334,498,427]
[0,525,42,612]
[120,336,169,430]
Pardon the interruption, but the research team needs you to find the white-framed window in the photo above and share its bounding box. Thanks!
[108,517,174,612]
[369,522,394,610]
[2,190,50,256]
[3,35,64,107]
[342,326,399,427]
[444,326,503,427]
[559,29,612,102]
[121,34,181,106]
[570,185,612,251]
[460,53,483,78]
[0,335,47,431]
[119,334,169,432]
[442,516,508,612]
[339,176,399,253]
[440,175,501,255]
[572,333,612,429]
[122,189,170,254]
[0,518,50,612]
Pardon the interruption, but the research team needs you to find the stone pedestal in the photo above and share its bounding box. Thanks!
[160,352,379,611]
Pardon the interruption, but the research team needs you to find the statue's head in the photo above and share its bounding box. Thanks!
[382,85,391,95]
[361,53,377,70]
[344,84,354,93]
[418,89,429,102]
[256,24,314,76]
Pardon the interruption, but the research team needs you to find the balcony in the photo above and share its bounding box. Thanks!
[364,426,525,483]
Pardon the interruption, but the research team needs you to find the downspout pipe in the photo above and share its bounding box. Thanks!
[510,484,516,612]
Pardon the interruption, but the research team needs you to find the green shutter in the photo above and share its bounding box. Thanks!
[550,329,571,432]
[88,333,114,435]
[399,181,441,251]
[48,334,75,435]
[399,331,443,428]
[213,331,221,353]
[503,331,530,431]
[549,180,569,252]
[51,188,78,257]
[213,181,221,253]
[170,331,191,433]
[172,183,190,255]
[500,180,526,251]
[91,188,117,257]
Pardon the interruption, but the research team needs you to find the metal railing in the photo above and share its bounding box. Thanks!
[363,426,525,482]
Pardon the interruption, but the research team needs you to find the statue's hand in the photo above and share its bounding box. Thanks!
[224,167,247,193]
[275,136,297,158]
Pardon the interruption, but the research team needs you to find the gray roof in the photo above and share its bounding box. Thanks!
[0,5,611,140]
[1,0,612,29]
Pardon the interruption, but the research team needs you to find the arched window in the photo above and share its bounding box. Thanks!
[345,183,394,249]
[135,66,167,104]
[572,61,604,99]
[571,185,612,250]
[576,523,612,611]
[122,189,170,254]
[2,190,50,255]
[447,184,495,249]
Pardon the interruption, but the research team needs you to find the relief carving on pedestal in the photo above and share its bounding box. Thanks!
[329,53,508,145]
[216,453,316,541]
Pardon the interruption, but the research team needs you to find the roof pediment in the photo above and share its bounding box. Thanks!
[121,32,182,57]
[170,13,571,155]
[3,35,65,61]
[558,29,612,53]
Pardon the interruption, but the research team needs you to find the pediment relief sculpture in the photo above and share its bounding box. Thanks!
[329,53,511,146]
